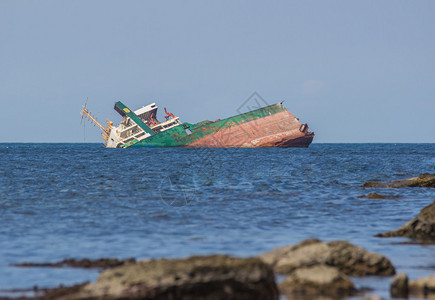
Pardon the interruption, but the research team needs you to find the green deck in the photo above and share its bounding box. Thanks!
[122,103,286,148]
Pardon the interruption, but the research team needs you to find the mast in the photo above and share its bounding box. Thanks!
[80,99,113,141]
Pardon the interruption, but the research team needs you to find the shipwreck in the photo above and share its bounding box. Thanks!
[80,100,314,148]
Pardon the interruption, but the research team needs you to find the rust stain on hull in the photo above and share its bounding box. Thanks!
[187,110,314,148]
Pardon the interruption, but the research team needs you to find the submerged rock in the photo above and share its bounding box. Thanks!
[357,193,402,199]
[71,255,278,300]
[376,200,435,241]
[362,173,435,188]
[279,265,355,299]
[390,273,408,299]
[259,238,395,276]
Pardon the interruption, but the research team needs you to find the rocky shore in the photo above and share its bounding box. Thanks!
[5,239,399,299]
[6,236,434,300]
[4,174,434,300]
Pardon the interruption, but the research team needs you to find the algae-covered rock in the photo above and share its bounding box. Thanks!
[278,265,355,299]
[363,174,435,188]
[259,239,395,276]
[390,273,408,299]
[75,255,278,300]
[376,200,435,241]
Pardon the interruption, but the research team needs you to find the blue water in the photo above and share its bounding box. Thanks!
[0,143,434,298]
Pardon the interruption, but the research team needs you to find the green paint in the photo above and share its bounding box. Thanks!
[126,102,286,148]
[114,101,155,136]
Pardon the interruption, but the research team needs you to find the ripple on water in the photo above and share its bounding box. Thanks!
[0,143,434,298]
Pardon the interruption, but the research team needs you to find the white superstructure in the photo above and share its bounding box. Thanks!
[81,101,182,148]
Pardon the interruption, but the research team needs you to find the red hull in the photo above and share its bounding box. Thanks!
[187,110,314,148]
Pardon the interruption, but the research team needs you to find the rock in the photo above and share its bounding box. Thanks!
[14,257,136,269]
[260,238,333,275]
[35,283,88,300]
[390,273,408,298]
[357,193,402,199]
[409,275,435,298]
[326,241,395,276]
[376,200,435,240]
[362,173,435,188]
[259,239,322,268]
[278,265,355,299]
[72,255,278,300]
[259,239,395,276]
[363,296,384,300]
[358,193,387,199]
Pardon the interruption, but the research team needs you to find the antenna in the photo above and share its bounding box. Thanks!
[80,98,114,143]
[80,97,88,125]
[80,98,107,132]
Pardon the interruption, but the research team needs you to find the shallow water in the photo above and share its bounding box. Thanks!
[0,143,434,298]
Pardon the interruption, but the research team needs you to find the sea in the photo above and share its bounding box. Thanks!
[0,143,434,299]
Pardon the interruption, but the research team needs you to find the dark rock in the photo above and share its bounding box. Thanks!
[72,255,278,300]
[259,239,395,276]
[357,193,402,199]
[409,275,435,298]
[278,265,355,299]
[362,173,435,188]
[389,240,435,245]
[390,273,408,298]
[0,283,88,300]
[376,200,435,240]
[37,283,87,300]
[358,193,387,199]
[14,258,136,269]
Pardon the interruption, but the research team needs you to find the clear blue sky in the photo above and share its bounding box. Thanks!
[1,0,434,143]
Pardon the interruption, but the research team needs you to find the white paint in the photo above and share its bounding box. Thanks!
[134,103,157,115]
[104,102,181,148]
